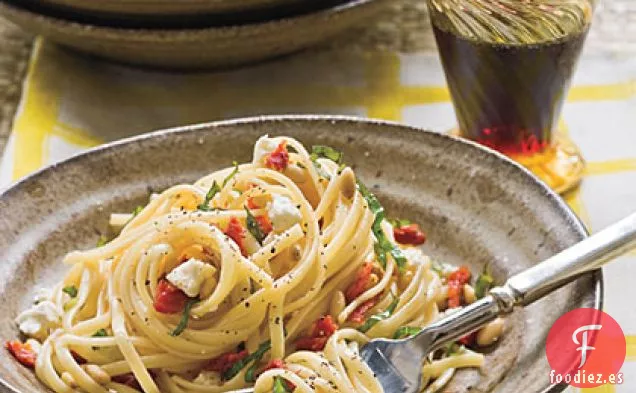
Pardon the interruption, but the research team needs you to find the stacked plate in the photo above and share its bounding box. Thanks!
[0,0,389,69]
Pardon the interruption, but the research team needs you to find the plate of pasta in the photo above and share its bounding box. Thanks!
[0,116,600,393]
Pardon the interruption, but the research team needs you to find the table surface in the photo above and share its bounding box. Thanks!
[0,0,634,152]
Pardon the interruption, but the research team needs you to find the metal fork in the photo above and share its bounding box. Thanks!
[360,211,636,393]
[232,212,636,393]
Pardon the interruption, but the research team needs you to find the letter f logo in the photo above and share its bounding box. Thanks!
[572,324,602,368]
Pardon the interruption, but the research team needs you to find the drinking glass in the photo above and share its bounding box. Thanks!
[428,0,595,193]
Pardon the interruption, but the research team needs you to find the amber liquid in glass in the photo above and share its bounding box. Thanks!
[432,14,590,156]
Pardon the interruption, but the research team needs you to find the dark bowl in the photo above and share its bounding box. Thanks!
[0,0,388,69]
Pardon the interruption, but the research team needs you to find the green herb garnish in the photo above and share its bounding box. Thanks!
[63,298,78,312]
[474,267,494,299]
[170,297,200,337]
[357,181,407,271]
[131,205,144,217]
[62,286,78,298]
[221,340,272,381]
[96,236,109,247]
[310,145,344,180]
[198,181,221,211]
[286,145,299,154]
[311,145,344,164]
[445,342,461,356]
[273,376,293,393]
[197,164,240,211]
[389,218,411,228]
[245,207,266,244]
[223,161,240,187]
[393,326,422,339]
[244,341,274,382]
[358,296,399,333]
[92,329,108,337]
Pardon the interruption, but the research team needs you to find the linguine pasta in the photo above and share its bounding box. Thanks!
[8,136,500,393]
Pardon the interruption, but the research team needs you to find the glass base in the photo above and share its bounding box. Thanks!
[450,130,585,194]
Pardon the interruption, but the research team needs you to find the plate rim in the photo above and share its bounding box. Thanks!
[0,0,379,36]
[0,114,603,393]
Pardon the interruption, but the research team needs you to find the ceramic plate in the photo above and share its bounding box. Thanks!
[16,0,351,29]
[27,0,319,18]
[0,116,600,392]
[0,0,387,69]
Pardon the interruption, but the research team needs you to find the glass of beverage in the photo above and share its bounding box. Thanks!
[428,0,595,193]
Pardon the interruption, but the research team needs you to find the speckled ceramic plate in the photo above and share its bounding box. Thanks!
[16,0,353,29]
[0,0,387,69]
[0,115,601,393]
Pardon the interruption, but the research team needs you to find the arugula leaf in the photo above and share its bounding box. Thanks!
[393,326,422,339]
[62,286,78,298]
[273,376,292,393]
[358,296,400,333]
[357,181,407,271]
[310,145,344,164]
[474,268,494,299]
[221,340,272,381]
[96,236,109,247]
[445,342,461,356]
[92,329,108,337]
[309,145,344,180]
[170,297,200,337]
[245,207,266,244]
[198,181,221,211]
[197,165,240,211]
[243,340,274,382]
[286,145,299,154]
[373,242,387,268]
[223,161,240,187]
[63,298,78,312]
[389,218,411,228]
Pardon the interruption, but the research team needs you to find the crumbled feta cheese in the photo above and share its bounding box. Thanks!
[15,301,61,339]
[402,248,431,267]
[166,258,216,297]
[33,288,52,304]
[267,195,302,233]
[193,370,221,385]
[253,135,278,165]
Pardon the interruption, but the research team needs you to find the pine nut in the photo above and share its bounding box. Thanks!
[399,271,415,291]
[82,364,111,385]
[340,168,356,200]
[463,284,476,304]
[436,285,449,309]
[367,273,380,289]
[61,372,77,388]
[330,291,346,317]
[477,317,505,347]
[285,165,307,184]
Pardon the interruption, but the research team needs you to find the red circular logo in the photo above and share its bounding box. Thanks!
[546,308,626,388]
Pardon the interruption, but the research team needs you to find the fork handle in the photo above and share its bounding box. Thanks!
[416,211,636,351]
[502,211,636,307]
